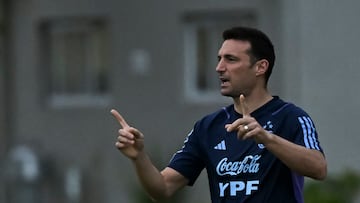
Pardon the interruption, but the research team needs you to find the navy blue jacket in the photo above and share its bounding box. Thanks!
[168,97,323,203]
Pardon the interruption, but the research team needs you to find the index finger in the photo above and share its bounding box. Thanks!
[110,109,130,128]
[240,94,250,117]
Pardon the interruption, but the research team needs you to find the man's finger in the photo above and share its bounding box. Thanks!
[240,94,250,117]
[128,127,144,139]
[110,109,130,128]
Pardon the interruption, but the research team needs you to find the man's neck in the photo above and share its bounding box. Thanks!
[233,90,273,115]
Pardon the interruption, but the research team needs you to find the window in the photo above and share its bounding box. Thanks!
[40,18,109,107]
[183,10,257,103]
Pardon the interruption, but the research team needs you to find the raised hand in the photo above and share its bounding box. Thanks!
[111,109,145,160]
[225,95,267,143]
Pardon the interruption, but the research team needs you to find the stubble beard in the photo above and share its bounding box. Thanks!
[220,89,242,98]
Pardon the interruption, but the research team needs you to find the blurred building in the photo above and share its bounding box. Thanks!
[0,0,360,202]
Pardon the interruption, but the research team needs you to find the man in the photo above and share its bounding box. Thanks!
[111,26,327,203]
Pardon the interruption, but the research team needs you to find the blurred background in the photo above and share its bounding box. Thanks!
[1,0,360,202]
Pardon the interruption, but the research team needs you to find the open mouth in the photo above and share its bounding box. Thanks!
[220,77,229,85]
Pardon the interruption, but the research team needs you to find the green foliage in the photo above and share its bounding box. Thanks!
[304,170,360,203]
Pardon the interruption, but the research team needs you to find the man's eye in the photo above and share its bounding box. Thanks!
[227,57,237,61]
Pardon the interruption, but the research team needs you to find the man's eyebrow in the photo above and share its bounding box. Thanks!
[218,53,240,62]
[218,53,235,58]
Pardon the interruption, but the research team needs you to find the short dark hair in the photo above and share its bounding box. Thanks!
[222,26,275,83]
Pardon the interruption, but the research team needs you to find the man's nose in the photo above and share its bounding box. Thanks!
[216,59,225,72]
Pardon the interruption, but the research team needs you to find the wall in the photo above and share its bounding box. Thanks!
[282,0,360,173]
[3,0,360,202]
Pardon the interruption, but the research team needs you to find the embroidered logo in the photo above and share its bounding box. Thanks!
[257,144,265,149]
[263,120,273,133]
[257,120,275,149]
[214,140,226,150]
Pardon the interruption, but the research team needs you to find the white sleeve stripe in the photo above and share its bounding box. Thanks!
[303,116,316,149]
[298,116,320,150]
[303,116,320,150]
[175,129,193,154]
[298,117,310,148]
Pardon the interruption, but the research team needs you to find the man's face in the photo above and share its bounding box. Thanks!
[216,39,257,97]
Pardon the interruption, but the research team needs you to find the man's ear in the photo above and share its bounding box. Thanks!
[255,59,269,76]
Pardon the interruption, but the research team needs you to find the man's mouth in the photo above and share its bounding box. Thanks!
[220,77,229,85]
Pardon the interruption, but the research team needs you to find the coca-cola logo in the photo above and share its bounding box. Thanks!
[216,155,261,176]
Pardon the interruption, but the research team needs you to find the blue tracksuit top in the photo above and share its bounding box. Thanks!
[168,96,324,203]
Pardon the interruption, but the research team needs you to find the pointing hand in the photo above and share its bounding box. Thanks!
[225,95,267,143]
[111,109,145,160]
